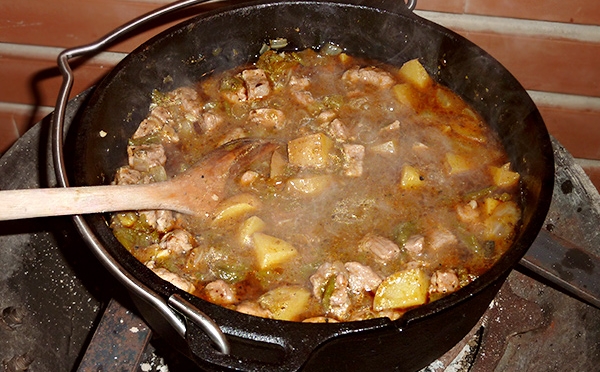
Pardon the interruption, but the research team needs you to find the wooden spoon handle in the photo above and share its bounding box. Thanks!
[0,183,174,221]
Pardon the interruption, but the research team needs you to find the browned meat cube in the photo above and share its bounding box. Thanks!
[360,234,400,262]
[127,144,166,172]
[249,108,285,129]
[344,262,382,293]
[342,143,365,177]
[342,66,395,89]
[241,69,271,100]
[429,269,460,294]
[205,280,238,305]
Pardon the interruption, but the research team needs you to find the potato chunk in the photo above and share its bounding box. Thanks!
[270,150,288,179]
[392,83,417,109]
[399,164,423,189]
[490,162,520,188]
[287,133,333,169]
[258,286,311,321]
[286,175,333,195]
[212,193,261,225]
[450,109,487,143]
[483,197,501,215]
[398,59,432,90]
[373,268,430,311]
[239,216,266,246]
[253,232,298,270]
[445,153,471,175]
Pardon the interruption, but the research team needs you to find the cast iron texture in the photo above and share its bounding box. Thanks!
[66,1,554,371]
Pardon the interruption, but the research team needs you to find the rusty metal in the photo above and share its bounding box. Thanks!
[521,230,600,309]
[76,299,152,372]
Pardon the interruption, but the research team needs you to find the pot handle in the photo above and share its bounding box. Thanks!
[183,322,319,372]
[51,0,230,356]
[178,302,349,372]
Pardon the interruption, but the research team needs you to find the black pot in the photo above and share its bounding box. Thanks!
[62,0,554,370]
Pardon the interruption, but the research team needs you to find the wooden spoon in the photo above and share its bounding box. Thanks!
[0,139,278,221]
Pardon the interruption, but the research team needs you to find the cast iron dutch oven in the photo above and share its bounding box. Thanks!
[54,0,554,370]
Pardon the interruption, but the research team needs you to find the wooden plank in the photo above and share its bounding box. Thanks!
[0,0,233,53]
[580,163,600,193]
[0,55,111,107]
[455,31,600,97]
[538,105,600,160]
[465,0,600,26]
[416,0,600,26]
[2,28,600,106]
[0,112,20,155]
[1,0,599,53]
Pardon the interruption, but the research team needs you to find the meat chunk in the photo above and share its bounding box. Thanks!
[140,210,175,233]
[328,118,350,142]
[289,75,310,90]
[113,167,144,185]
[127,144,166,172]
[309,262,352,320]
[429,269,460,294]
[344,262,382,293]
[310,261,344,298]
[159,229,195,254]
[456,200,480,224]
[241,69,271,100]
[360,234,400,262]
[133,106,179,143]
[341,143,365,177]
[205,280,238,305]
[149,105,172,124]
[197,111,224,133]
[347,307,403,322]
[484,201,520,241]
[236,301,272,318]
[317,110,337,124]
[302,316,339,323]
[292,90,314,107]
[167,86,202,120]
[310,261,382,321]
[150,267,196,293]
[404,234,425,257]
[221,81,247,103]
[427,228,458,252]
[328,274,351,320]
[249,108,285,130]
[342,66,395,89]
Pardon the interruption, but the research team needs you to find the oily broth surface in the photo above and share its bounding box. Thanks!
[111,48,521,322]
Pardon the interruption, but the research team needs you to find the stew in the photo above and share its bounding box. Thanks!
[110,44,521,322]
